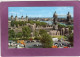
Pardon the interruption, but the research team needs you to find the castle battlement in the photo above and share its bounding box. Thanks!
[8,11,72,37]
[10,15,28,22]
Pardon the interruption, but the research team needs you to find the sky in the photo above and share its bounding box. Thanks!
[8,7,73,18]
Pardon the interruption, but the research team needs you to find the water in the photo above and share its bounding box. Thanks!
[40,21,73,26]
[40,21,66,25]
[40,21,53,25]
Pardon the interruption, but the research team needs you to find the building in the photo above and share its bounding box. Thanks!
[11,15,28,22]
[8,11,73,37]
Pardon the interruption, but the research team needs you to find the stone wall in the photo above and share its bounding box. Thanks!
[49,30,60,36]
[8,21,70,37]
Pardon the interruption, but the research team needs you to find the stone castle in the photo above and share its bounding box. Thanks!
[10,15,28,21]
[8,11,73,37]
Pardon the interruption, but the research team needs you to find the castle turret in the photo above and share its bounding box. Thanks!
[11,15,13,20]
[26,15,28,22]
[21,16,23,20]
[15,15,17,21]
[53,11,58,30]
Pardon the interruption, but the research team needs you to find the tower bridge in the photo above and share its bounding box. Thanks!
[8,11,73,36]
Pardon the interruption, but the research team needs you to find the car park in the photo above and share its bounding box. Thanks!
[36,40,40,42]
[31,40,34,42]
[26,41,31,43]
[33,44,42,47]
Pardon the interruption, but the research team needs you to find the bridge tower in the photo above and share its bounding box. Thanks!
[53,11,58,30]
[67,12,72,25]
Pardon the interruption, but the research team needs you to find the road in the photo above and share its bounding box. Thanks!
[8,40,70,48]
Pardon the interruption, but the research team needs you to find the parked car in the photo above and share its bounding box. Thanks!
[52,38,58,42]
[31,40,34,42]
[20,44,24,47]
[54,43,58,47]
[26,41,31,43]
[33,44,42,47]
[8,43,10,46]
[58,40,61,42]
[62,43,69,46]
[36,40,40,42]
[54,43,63,47]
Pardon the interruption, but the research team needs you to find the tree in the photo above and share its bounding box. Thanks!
[67,25,73,33]
[39,29,47,36]
[41,22,47,26]
[11,21,19,27]
[40,33,53,48]
[16,32,22,38]
[28,20,47,26]
[28,20,34,24]
[58,24,66,28]
[9,30,15,38]
[34,31,39,40]
[68,33,73,46]
[11,21,14,27]
[22,21,26,26]
[18,21,23,26]
[15,21,18,27]
[22,26,31,38]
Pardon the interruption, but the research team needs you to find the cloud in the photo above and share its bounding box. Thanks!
[9,12,19,15]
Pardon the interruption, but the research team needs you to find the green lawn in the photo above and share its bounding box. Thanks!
[9,38,20,41]
[9,37,35,41]
[52,35,67,40]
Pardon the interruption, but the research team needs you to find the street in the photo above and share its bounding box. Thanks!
[9,40,71,48]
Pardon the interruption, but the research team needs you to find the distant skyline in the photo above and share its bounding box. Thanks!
[8,7,73,18]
